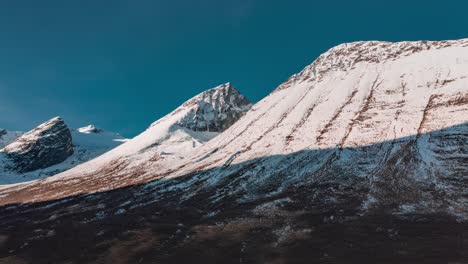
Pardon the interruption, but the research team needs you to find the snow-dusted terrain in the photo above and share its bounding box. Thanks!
[6,39,466,214]
[0,39,467,263]
[49,82,252,177]
[0,118,129,184]
[0,82,251,185]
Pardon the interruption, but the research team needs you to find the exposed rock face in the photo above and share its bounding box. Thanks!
[1,117,74,173]
[175,83,253,132]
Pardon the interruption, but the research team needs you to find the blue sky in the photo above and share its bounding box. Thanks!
[0,0,467,137]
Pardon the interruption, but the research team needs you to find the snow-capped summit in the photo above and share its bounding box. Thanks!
[61,83,252,173]
[77,125,103,134]
[161,82,253,132]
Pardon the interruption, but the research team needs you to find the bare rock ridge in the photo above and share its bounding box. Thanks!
[175,82,253,132]
[1,117,74,173]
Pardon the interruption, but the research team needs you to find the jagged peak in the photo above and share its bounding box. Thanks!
[181,82,245,106]
[174,83,252,132]
[151,83,252,132]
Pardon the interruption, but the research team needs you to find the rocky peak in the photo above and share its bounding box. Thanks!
[174,82,253,132]
[1,117,74,173]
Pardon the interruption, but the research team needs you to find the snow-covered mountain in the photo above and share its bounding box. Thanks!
[0,118,129,184]
[0,39,467,263]
[0,83,251,185]
[53,82,252,175]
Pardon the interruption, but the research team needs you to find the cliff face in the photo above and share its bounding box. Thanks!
[1,117,74,173]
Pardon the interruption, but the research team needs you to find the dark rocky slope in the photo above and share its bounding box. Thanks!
[1,117,73,173]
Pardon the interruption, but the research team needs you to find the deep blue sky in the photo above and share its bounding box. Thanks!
[0,0,466,137]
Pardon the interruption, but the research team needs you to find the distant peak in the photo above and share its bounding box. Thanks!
[78,125,103,134]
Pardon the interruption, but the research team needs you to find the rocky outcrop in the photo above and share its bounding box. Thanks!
[1,117,74,173]
[175,83,253,132]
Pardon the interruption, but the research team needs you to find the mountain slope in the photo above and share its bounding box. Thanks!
[5,39,466,212]
[0,83,251,185]
[48,82,252,177]
[0,39,467,263]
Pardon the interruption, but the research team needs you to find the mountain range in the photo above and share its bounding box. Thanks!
[0,39,467,263]
[0,118,128,184]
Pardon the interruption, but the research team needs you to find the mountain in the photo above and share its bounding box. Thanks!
[0,118,129,184]
[0,83,251,185]
[51,82,252,176]
[0,39,467,263]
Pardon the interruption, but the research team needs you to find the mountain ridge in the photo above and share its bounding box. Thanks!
[1,39,466,212]
[0,38,466,263]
